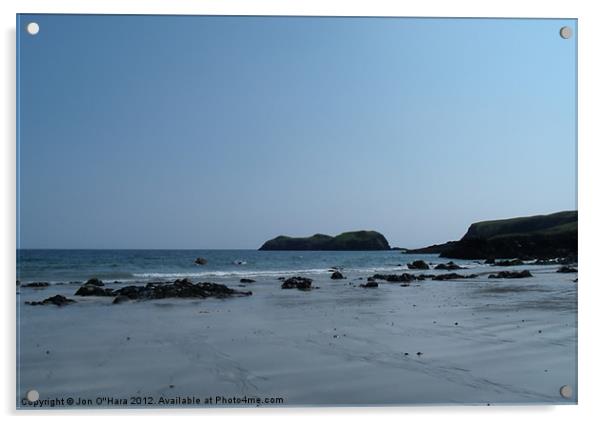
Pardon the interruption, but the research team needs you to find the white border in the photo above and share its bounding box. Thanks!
[2,1,601,422]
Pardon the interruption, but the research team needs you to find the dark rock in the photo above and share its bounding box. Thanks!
[407,260,430,270]
[16,280,20,286]
[432,273,478,281]
[372,273,416,283]
[434,261,463,270]
[557,266,577,273]
[240,278,256,283]
[416,274,436,280]
[22,282,50,288]
[85,278,104,286]
[360,282,378,288]
[330,271,345,280]
[281,276,313,290]
[488,270,533,279]
[113,280,252,300]
[277,277,286,281]
[112,295,132,304]
[74,285,114,296]
[194,257,208,265]
[26,295,76,307]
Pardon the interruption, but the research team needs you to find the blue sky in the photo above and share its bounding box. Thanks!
[17,15,577,249]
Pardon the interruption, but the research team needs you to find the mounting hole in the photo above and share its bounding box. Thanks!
[26,389,39,402]
[26,22,39,35]
[559,26,572,39]
[559,385,573,399]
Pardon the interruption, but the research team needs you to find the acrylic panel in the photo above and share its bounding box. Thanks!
[16,14,577,408]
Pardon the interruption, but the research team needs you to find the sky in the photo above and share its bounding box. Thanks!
[17,15,577,249]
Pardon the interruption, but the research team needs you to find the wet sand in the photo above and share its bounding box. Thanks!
[16,263,577,408]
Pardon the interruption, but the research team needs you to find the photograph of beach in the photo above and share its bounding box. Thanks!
[16,15,577,408]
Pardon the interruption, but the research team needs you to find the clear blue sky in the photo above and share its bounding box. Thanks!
[17,15,577,249]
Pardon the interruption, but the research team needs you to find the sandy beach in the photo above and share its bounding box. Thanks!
[16,259,577,408]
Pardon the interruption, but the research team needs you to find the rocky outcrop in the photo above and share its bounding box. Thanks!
[240,278,256,283]
[281,277,313,290]
[259,231,390,251]
[407,260,429,270]
[557,266,577,273]
[432,273,477,281]
[488,270,533,279]
[408,211,577,260]
[360,282,379,288]
[371,273,416,282]
[434,261,464,270]
[75,285,114,296]
[22,282,50,288]
[112,279,251,300]
[330,271,345,280]
[194,257,208,265]
[84,278,104,286]
[26,295,76,307]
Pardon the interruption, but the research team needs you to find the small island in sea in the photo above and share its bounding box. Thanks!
[259,230,391,251]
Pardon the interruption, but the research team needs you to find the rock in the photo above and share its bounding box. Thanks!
[84,278,104,286]
[240,278,256,283]
[484,257,496,264]
[281,276,313,290]
[113,280,252,300]
[488,270,533,279]
[194,257,208,265]
[557,266,577,273]
[416,274,436,280]
[74,285,114,296]
[360,282,378,288]
[330,271,345,280]
[434,261,463,270]
[16,280,20,286]
[26,295,76,307]
[494,259,524,266]
[372,273,415,282]
[259,230,391,251]
[407,260,430,270]
[22,282,50,288]
[112,295,131,304]
[432,273,477,281]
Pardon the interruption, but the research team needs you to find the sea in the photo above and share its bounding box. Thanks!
[16,249,476,284]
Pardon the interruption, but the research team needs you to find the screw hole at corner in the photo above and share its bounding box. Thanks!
[26,22,40,35]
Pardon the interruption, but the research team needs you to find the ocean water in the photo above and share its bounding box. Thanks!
[16,249,471,284]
